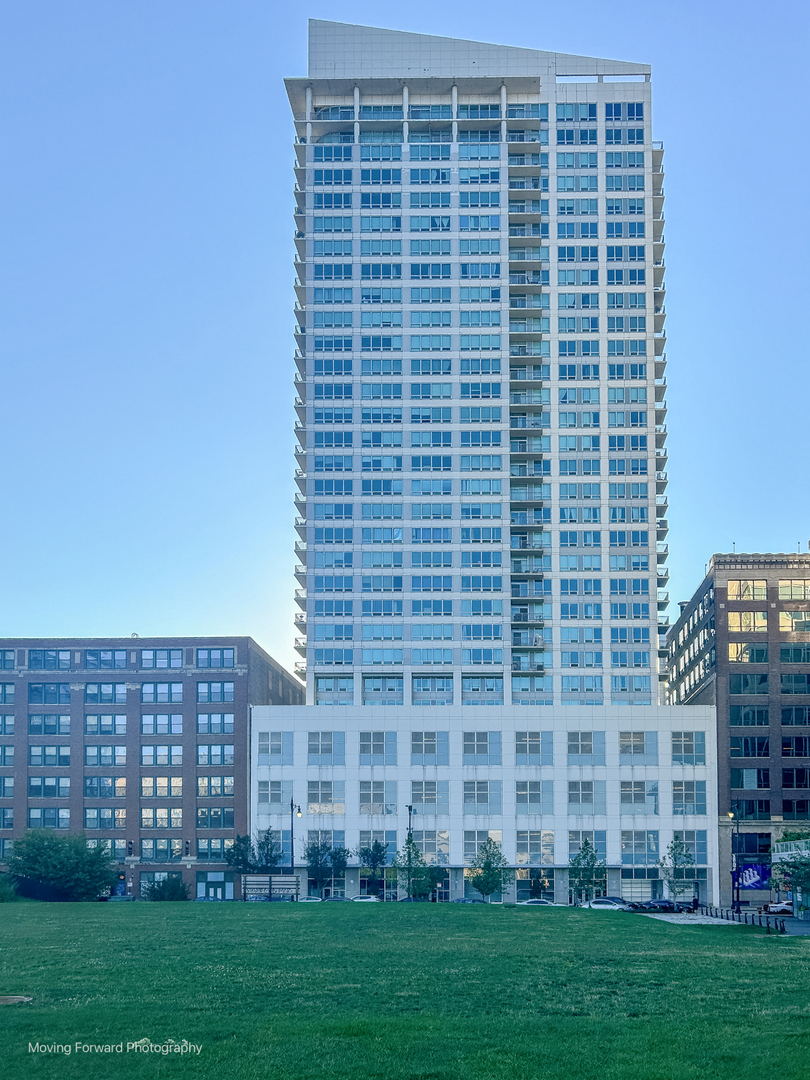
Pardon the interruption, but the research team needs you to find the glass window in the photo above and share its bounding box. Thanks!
[141,649,183,669]
[28,715,70,736]
[28,683,70,704]
[197,682,234,703]
[142,683,183,704]
[196,649,235,669]
[29,650,71,670]
[85,683,126,704]
[85,650,127,670]
[727,580,767,601]
[141,714,183,735]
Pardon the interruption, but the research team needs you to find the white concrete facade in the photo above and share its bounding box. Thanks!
[288,22,668,711]
[251,704,719,904]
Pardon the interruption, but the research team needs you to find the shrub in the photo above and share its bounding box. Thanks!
[6,831,117,901]
[0,873,19,902]
[144,876,190,901]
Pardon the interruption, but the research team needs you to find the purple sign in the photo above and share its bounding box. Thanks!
[733,864,771,890]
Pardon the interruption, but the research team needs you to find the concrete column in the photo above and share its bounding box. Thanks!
[305,85,312,121]
[451,83,458,117]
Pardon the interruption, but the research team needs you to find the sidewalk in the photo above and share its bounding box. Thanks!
[779,917,810,937]
[641,911,810,935]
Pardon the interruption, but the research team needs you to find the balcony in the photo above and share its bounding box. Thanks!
[509,296,546,309]
[656,541,668,560]
[509,224,547,238]
[509,318,547,333]
[508,247,548,262]
[508,200,545,214]
[294,638,307,655]
[509,343,547,358]
[510,438,546,454]
[507,153,546,167]
[509,367,545,382]
[510,416,547,429]
[510,536,547,550]
[507,131,546,144]
[510,557,548,574]
[511,660,545,672]
[508,272,545,285]
[294,662,306,677]
[294,612,306,626]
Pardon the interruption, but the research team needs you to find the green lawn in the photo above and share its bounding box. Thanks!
[1,903,808,1080]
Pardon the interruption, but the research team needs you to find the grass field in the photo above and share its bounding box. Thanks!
[1,903,808,1080]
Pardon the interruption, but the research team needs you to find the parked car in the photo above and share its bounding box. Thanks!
[323,896,350,902]
[516,898,561,906]
[245,896,270,902]
[350,895,381,902]
[398,896,429,902]
[587,898,633,911]
[297,896,323,903]
[452,897,485,904]
[766,901,793,915]
[637,899,686,913]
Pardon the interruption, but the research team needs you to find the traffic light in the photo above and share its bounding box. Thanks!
[185,841,190,856]
[127,841,133,857]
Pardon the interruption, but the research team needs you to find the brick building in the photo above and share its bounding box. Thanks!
[666,553,810,906]
[0,637,303,898]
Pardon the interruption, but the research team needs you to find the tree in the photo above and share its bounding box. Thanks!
[424,865,447,901]
[0,873,19,903]
[303,838,333,896]
[355,839,389,898]
[329,846,351,889]
[657,835,695,904]
[468,838,514,902]
[144,876,190,901]
[529,871,551,900]
[769,854,810,903]
[225,835,256,875]
[567,838,605,905]
[254,830,283,874]
[391,836,428,898]
[6,831,117,902]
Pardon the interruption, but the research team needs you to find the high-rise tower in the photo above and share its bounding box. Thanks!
[288,22,668,709]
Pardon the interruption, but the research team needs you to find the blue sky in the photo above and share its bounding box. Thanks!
[2,1,808,676]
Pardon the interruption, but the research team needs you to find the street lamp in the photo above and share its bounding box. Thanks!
[727,806,741,913]
[290,797,302,879]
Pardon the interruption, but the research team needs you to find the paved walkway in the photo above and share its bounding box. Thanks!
[643,913,739,927]
[779,917,810,937]
[643,911,810,936]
